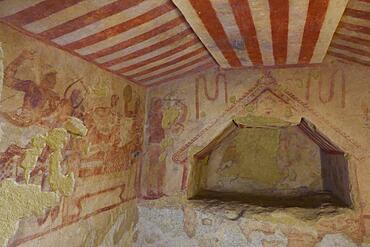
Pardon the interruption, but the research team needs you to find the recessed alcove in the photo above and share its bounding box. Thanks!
[188,116,352,209]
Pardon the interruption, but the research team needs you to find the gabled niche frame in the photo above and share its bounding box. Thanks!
[187,115,352,208]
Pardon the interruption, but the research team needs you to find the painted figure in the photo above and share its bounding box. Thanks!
[1,50,60,127]
[144,96,188,199]
[145,98,166,198]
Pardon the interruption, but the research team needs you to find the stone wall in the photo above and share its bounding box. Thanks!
[139,55,370,246]
[0,23,145,247]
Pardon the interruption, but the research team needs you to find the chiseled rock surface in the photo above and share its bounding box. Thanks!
[135,196,365,247]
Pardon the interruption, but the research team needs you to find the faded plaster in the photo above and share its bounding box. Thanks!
[0,23,145,246]
[0,179,59,247]
[141,55,370,245]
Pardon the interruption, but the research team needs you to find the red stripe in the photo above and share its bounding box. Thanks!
[334,33,370,47]
[189,0,242,67]
[129,48,206,79]
[328,50,370,67]
[39,0,144,39]
[64,3,173,50]
[101,29,193,67]
[117,38,201,73]
[269,0,289,65]
[331,42,370,57]
[146,62,216,87]
[86,17,184,60]
[298,0,329,63]
[229,0,263,65]
[339,22,370,35]
[344,8,370,21]
[3,0,83,26]
[137,56,211,83]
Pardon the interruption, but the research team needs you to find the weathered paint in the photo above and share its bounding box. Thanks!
[20,135,46,184]
[0,23,145,246]
[162,106,180,129]
[0,179,59,247]
[234,115,295,128]
[141,54,370,245]
[63,116,88,136]
[215,128,281,187]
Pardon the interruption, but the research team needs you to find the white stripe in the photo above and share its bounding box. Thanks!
[329,47,370,62]
[108,34,196,69]
[287,0,309,64]
[311,0,349,63]
[336,27,370,41]
[142,60,212,85]
[348,0,370,12]
[95,23,189,64]
[248,0,274,65]
[210,0,251,66]
[76,10,179,55]
[120,43,203,75]
[342,15,370,28]
[23,0,118,33]
[172,0,230,68]
[134,51,208,80]
[332,39,370,53]
[0,0,45,18]
[52,0,166,45]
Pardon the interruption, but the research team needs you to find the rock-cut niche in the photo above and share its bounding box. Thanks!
[188,116,351,208]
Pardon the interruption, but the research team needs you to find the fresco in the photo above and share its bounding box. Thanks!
[139,55,370,246]
[142,94,187,199]
[201,125,322,196]
[0,23,145,247]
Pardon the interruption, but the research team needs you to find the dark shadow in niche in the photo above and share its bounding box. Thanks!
[187,116,352,209]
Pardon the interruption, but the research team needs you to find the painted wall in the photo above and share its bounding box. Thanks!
[139,55,370,246]
[0,23,145,247]
[202,126,322,196]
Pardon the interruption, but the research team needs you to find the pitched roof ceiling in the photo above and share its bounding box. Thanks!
[0,0,217,87]
[328,0,370,67]
[0,0,368,87]
[172,0,348,67]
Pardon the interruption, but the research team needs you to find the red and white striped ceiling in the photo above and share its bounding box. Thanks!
[0,0,367,87]
[172,0,348,68]
[0,0,217,87]
[328,0,370,67]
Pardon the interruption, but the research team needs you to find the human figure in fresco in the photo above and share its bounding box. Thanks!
[1,50,61,127]
[109,96,143,169]
[146,98,166,198]
[0,50,88,183]
[144,96,188,199]
[81,94,121,163]
[97,95,142,173]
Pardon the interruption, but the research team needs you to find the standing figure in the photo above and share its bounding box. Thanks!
[145,98,166,199]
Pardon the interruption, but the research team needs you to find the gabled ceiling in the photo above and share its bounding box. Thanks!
[0,0,368,87]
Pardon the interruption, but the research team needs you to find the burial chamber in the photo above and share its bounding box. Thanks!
[188,116,352,208]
